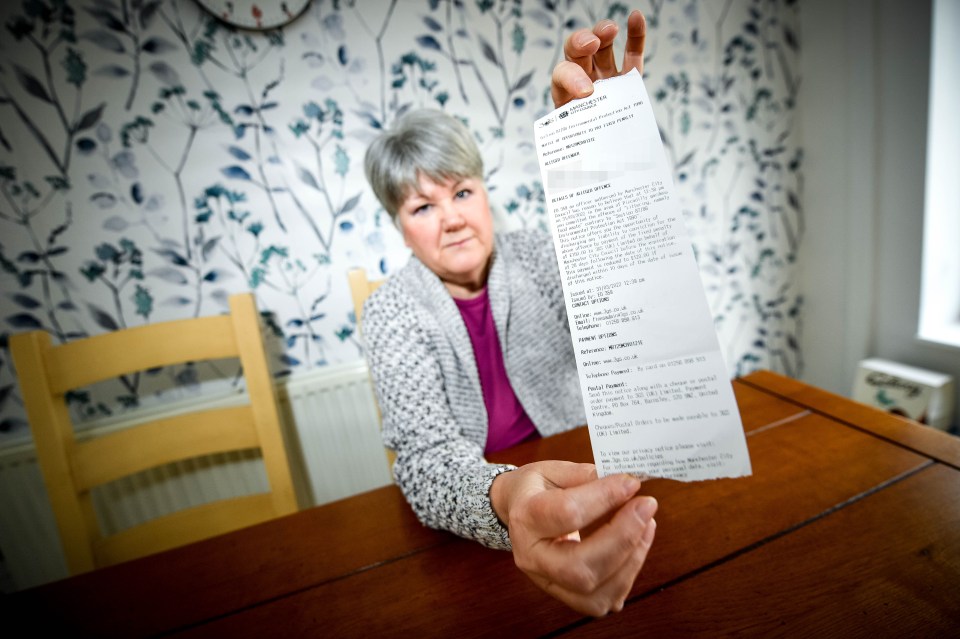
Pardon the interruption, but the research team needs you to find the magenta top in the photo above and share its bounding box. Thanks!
[454,288,540,453]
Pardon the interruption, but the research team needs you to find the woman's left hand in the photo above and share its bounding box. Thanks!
[490,460,657,616]
[551,9,647,108]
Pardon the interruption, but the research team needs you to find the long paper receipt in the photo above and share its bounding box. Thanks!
[534,69,752,481]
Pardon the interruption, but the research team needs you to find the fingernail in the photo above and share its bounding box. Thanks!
[575,33,596,48]
[634,497,658,522]
[574,77,593,96]
[622,474,642,493]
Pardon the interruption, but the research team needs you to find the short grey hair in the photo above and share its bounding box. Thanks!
[364,109,483,219]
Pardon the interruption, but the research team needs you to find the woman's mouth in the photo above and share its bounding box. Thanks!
[444,237,473,249]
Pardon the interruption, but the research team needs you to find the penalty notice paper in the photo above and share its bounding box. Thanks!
[534,69,752,482]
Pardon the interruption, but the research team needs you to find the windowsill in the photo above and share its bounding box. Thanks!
[916,328,960,353]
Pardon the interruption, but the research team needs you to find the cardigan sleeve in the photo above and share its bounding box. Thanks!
[362,282,515,550]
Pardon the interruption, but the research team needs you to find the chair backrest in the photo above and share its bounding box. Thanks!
[346,268,395,469]
[10,293,298,574]
[348,268,385,328]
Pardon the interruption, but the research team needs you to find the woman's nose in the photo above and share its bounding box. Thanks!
[440,204,465,230]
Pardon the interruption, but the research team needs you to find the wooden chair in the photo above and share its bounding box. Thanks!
[348,267,385,328]
[347,268,395,469]
[10,293,298,574]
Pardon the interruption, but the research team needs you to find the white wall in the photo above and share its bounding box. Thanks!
[799,0,958,431]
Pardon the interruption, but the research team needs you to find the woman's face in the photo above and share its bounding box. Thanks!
[397,173,494,299]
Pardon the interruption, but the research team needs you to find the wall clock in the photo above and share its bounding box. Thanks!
[195,0,313,30]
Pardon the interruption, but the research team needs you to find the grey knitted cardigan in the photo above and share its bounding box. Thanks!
[362,229,585,550]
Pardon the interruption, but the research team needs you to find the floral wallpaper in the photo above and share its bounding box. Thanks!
[0,0,802,443]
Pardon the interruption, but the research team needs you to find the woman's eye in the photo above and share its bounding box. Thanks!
[455,189,471,199]
[412,204,430,216]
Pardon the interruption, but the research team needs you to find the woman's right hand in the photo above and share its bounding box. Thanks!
[490,461,657,616]
[551,9,647,108]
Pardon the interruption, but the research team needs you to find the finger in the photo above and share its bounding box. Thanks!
[551,60,595,107]
[537,496,658,594]
[524,473,642,539]
[537,460,598,490]
[563,28,601,76]
[592,19,619,79]
[621,10,646,76]
[533,511,657,617]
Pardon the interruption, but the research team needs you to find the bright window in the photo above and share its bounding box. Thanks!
[919,0,960,348]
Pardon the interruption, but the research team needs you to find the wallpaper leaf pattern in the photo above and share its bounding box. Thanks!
[0,0,802,441]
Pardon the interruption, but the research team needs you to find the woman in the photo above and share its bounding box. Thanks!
[362,11,653,617]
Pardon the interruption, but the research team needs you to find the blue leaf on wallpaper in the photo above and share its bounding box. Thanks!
[296,165,320,190]
[97,122,112,142]
[103,216,129,231]
[76,103,105,131]
[131,182,144,204]
[422,15,442,32]
[428,0,441,10]
[227,145,252,161]
[111,151,138,178]
[95,65,131,78]
[154,248,189,267]
[533,38,552,48]
[201,237,220,261]
[512,71,534,92]
[57,300,78,311]
[340,192,362,215]
[280,354,301,367]
[354,110,382,129]
[82,29,125,53]
[262,102,278,111]
[309,313,326,322]
[17,251,41,264]
[13,65,52,103]
[11,294,41,309]
[151,267,188,284]
[676,151,695,169]
[87,304,119,331]
[526,9,553,28]
[86,7,125,31]
[149,61,181,87]
[141,37,177,55]
[234,105,255,116]
[379,258,387,275]
[222,165,252,181]
[338,45,349,66]
[77,138,97,154]
[267,156,282,164]
[91,192,117,209]
[417,35,442,51]
[478,36,499,66]
[322,13,345,39]
[339,221,354,232]
[203,269,231,282]
[365,231,385,252]
[513,97,525,108]
[311,75,334,91]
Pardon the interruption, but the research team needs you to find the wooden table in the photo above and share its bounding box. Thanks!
[7,371,960,637]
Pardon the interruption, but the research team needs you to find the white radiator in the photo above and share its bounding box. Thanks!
[0,359,392,591]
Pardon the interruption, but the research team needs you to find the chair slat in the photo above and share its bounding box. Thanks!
[93,493,277,567]
[73,406,260,490]
[45,315,236,394]
[229,294,298,516]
